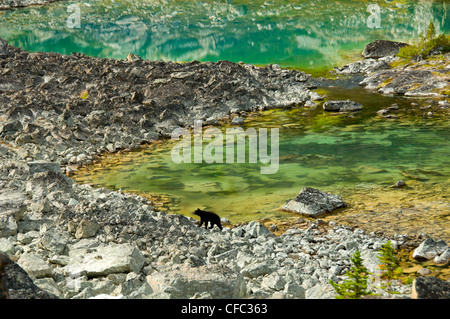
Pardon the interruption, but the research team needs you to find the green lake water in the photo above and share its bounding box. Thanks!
[1,0,449,72]
[73,88,450,225]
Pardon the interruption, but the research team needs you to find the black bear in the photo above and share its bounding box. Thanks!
[193,208,223,231]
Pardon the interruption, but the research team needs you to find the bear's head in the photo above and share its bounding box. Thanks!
[194,208,201,215]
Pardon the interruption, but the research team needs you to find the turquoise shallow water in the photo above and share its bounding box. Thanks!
[73,93,450,223]
[1,0,449,71]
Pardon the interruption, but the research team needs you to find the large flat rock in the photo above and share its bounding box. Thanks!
[65,243,145,278]
[146,264,246,299]
[282,187,346,217]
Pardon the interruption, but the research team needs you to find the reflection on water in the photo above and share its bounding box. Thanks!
[0,0,449,70]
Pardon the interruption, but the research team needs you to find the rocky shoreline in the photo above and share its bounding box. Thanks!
[0,0,63,10]
[333,46,449,98]
[1,38,449,299]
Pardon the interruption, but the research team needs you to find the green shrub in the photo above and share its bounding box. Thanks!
[378,241,402,283]
[397,45,419,59]
[397,20,450,60]
[329,250,371,299]
[377,240,409,293]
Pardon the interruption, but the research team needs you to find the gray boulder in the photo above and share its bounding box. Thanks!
[413,238,448,260]
[39,226,69,255]
[305,283,337,299]
[284,281,306,299]
[261,273,286,291]
[241,262,271,279]
[17,253,53,279]
[361,250,381,273]
[0,238,15,255]
[362,40,408,59]
[117,273,153,299]
[25,170,73,198]
[434,249,450,264]
[27,160,62,174]
[65,243,145,278]
[0,190,28,237]
[282,187,346,217]
[0,190,28,219]
[75,219,100,239]
[242,221,273,238]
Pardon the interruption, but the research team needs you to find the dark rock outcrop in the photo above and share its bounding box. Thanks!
[335,39,449,97]
[0,252,58,299]
[411,276,450,299]
[360,64,449,97]
[0,39,315,145]
[362,40,408,59]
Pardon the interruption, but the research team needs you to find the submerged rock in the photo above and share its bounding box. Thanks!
[323,100,363,112]
[230,116,244,125]
[392,180,406,188]
[281,187,346,217]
